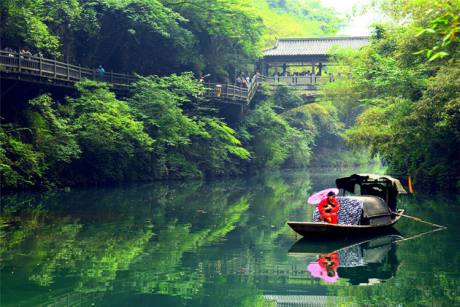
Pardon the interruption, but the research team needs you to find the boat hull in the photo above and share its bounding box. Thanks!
[287,210,404,237]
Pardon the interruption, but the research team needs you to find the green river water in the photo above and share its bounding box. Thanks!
[1,168,459,306]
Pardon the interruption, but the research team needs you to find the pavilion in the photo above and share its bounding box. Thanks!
[261,36,369,76]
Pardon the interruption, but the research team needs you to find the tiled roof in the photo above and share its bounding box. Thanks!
[263,36,369,57]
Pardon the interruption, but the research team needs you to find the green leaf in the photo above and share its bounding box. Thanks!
[428,51,449,62]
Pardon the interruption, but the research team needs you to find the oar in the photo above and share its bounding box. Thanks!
[392,211,446,229]
[395,227,445,244]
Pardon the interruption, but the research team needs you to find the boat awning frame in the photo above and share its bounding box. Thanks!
[336,174,407,195]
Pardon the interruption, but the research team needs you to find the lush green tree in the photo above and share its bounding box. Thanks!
[322,0,460,190]
[1,0,62,55]
[250,0,342,47]
[64,80,153,184]
[188,117,251,176]
[241,93,313,170]
[129,74,250,178]
[26,94,81,182]
[384,0,460,62]
[0,94,80,189]
[164,0,264,80]
[0,125,45,189]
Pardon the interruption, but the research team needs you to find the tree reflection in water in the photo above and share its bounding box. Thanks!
[1,170,459,307]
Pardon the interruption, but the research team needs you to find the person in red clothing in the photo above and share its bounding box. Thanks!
[318,252,340,278]
[318,191,340,224]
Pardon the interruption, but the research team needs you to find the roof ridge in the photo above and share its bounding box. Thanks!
[262,36,370,56]
[277,36,369,41]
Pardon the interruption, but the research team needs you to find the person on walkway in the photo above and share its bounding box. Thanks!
[241,74,248,88]
[199,73,210,83]
[5,47,14,57]
[236,76,243,87]
[215,84,222,97]
[318,191,340,224]
[24,49,32,58]
[96,65,106,78]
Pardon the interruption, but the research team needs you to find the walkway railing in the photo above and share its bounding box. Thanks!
[263,75,322,86]
[0,49,336,105]
[262,73,351,87]
[203,82,249,102]
[0,50,137,88]
[0,50,256,103]
[203,75,260,104]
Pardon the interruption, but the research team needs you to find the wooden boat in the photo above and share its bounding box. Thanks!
[288,174,407,237]
[288,209,404,237]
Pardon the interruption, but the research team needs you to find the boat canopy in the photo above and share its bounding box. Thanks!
[336,174,407,195]
[336,174,407,212]
[346,196,392,226]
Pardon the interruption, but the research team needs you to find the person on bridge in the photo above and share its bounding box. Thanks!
[236,76,243,87]
[96,65,106,78]
[199,73,210,83]
[241,75,248,88]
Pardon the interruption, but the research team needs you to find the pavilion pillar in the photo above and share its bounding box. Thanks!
[260,61,268,75]
[311,63,315,75]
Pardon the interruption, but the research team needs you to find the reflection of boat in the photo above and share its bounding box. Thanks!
[288,174,407,237]
[288,231,402,255]
[289,234,402,285]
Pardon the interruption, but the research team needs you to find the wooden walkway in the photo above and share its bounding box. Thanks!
[203,74,259,104]
[0,50,330,104]
[0,50,137,89]
[0,50,258,104]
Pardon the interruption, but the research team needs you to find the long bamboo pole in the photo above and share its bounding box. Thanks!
[392,211,446,229]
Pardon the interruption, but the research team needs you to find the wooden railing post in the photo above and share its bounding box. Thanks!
[54,59,57,78]
[67,62,70,80]
[110,71,113,83]
[39,57,42,76]
[18,51,22,72]
[79,65,82,80]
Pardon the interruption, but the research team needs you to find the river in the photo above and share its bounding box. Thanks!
[1,168,459,306]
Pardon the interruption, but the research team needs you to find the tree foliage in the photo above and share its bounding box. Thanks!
[241,87,316,170]
[64,81,154,184]
[325,0,460,190]
[1,0,340,78]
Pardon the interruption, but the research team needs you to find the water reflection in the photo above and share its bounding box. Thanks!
[290,234,402,285]
[1,169,459,307]
[1,172,310,306]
